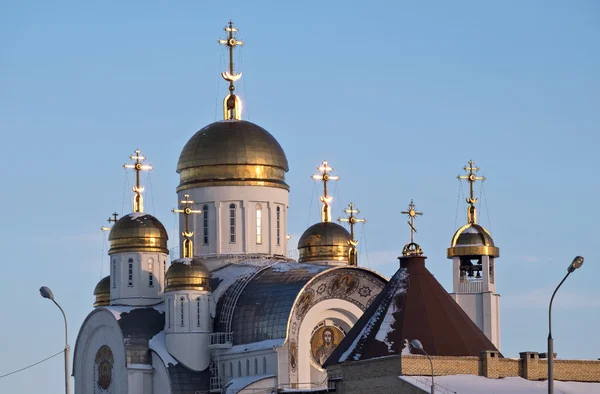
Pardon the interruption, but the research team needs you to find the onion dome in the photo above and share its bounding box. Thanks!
[447,224,500,258]
[108,213,169,255]
[93,276,110,307]
[165,258,212,292]
[297,222,351,263]
[176,120,289,192]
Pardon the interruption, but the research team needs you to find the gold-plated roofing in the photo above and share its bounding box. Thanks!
[297,222,351,263]
[108,213,169,254]
[312,161,339,222]
[93,276,110,307]
[338,202,366,266]
[401,200,424,257]
[165,258,212,292]
[177,120,289,191]
[449,161,499,258]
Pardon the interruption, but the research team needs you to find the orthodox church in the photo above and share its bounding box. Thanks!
[73,22,502,394]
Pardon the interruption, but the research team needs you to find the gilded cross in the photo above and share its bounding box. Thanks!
[101,212,119,231]
[338,203,366,244]
[123,149,152,213]
[401,199,423,244]
[218,20,244,120]
[312,161,339,222]
[457,160,485,224]
[172,194,202,259]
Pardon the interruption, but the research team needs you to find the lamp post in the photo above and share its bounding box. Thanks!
[40,286,70,394]
[547,256,584,394]
[410,339,434,394]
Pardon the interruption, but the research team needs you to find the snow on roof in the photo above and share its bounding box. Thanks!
[400,374,600,394]
[102,305,137,320]
[223,374,275,393]
[271,262,329,274]
[128,212,146,220]
[222,338,285,355]
[211,263,258,303]
[149,331,178,367]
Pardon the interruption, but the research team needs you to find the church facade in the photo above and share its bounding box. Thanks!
[73,22,502,394]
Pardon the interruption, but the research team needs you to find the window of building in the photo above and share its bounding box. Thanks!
[167,300,171,328]
[196,297,201,327]
[203,205,209,245]
[262,357,267,374]
[180,296,185,327]
[237,361,241,377]
[128,258,133,287]
[276,206,281,246]
[229,362,233,377]
[229,204,236,243]
[256,204,262,244]
[112,259,116,288]
[163,260,166,280]
[254,358,258,375]
[246,359,250,376]
[148,258,154,287]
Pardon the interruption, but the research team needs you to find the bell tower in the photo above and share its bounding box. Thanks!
[447,160,501,349]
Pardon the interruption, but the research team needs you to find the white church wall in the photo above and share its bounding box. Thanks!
[110,251,167,306]
[178,185,288,262]
[151,352,172,394]
[126,365,153,394]
[218,349,278,386]
[73,309,128,394]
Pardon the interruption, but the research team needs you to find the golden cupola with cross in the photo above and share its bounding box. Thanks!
[447,160,502,350]
[297,161,353,264]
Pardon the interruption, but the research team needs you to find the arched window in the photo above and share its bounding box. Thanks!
[221,363,225,378]
[276,206,281,246]
[196,297,201,327]
[237,361,242,377]
[128,258,134,287]
[180,296,185,327]
[203,205,209,245]
[246,359,250,376]
[256,204,262,244]
[229,204,236,243]
[148,258,154,287]
[262,356,267,374]
[163,260,166,281]
[167,299,171,328]
[254,358,258,375]
[111,259,116,288]
[229,362,233,377]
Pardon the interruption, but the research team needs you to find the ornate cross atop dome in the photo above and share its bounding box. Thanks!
[172,194,202,259]
[101,212,119,232]
[218,20,245,120]
[312,160,339,222]
[457,160,485,224]
[338,202,366,266]
[401,199,423,256]
[123,149,152,213]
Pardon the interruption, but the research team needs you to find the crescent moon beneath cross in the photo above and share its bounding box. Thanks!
[221,71,242,82]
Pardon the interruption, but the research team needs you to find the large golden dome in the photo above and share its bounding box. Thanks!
[177,120,289,192]
[297,222,351,263]
[165,258,212,292]
[447,224,500,258]
[108,213,169,255]
[93,275,110,307]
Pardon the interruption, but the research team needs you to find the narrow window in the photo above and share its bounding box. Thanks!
[167,300,171,328]
[276,206,281,246]
[111,259,116,288]
[163,260,166,280]
[256,204,262,244]
[262,356,267,374]
[246,359,250,376]
[229,362,233,377]
[237,361,241,377]
[229,204,236,243]
[180,296,185,327]
[203,205,209,245]
[128,258,133,287]
[196,297,201,327]
[254,358,258,375]
[148,258,154,287]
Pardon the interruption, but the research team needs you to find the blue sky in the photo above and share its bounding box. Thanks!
[1,1,599,392]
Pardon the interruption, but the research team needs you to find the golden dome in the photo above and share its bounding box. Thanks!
[108,213,169,255]
[297,222,351,263]
[93,276,110,307]
[177,120,289,192]
[447,224,500,258]
[165,258,212,292]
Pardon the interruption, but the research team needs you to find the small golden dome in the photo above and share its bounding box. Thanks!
[447,224,500,258]
[177,120,289,192]
[297,222,351,263]
[108,213,169,255]
[93,276,110,307]
[165,258,212,292]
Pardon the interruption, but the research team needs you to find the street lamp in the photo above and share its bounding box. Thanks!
[410,339,434,394]
[40,286,70,394]
[547,256,584,394]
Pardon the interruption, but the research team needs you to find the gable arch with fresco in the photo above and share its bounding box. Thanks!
[286,267,387,387]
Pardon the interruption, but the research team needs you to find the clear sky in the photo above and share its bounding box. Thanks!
[1,1,599,392]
